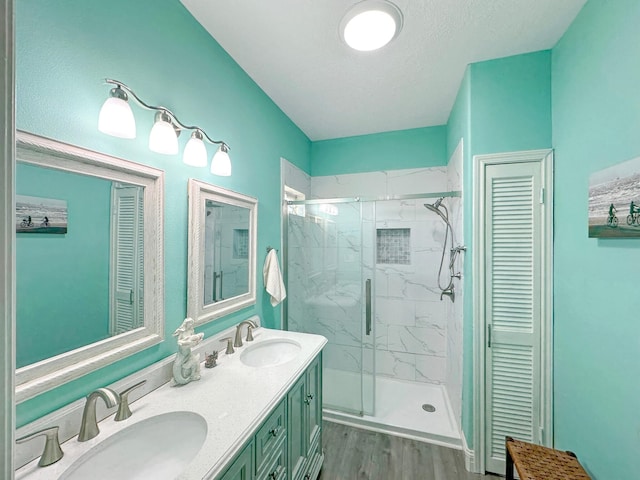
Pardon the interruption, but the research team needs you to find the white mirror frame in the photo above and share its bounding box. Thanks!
[15,131,165,403]
[187,178,257,326]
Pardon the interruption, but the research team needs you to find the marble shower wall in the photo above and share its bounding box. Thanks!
[281,157,311,199]
[311,167,454,386]
[285,159,465,428]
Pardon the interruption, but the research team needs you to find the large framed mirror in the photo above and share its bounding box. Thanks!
[187,179,257,325]
[15,131,164,402]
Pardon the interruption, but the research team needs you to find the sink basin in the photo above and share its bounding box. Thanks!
[59,411,207,480]
[240,339,302,367]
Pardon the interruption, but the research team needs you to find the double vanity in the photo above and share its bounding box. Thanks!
[14,133,325,479]
[16,327,327,480]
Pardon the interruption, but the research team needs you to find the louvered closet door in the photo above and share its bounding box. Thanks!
[485,162,542,474]
[110,184,144,335]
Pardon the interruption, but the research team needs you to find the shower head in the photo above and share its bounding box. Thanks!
[424,197,451,226]
[424,197,444,212]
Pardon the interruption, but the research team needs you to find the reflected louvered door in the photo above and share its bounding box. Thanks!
[485,162,542,474]
[110,184,143,335]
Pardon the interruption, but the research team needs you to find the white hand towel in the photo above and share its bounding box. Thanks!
[263,249,286,306]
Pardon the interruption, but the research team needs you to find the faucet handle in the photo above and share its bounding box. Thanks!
[221,337,235,355]
[115,380,147,421]
[246,325,254,342]
[16,426,64,467]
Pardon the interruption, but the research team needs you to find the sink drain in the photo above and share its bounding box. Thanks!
[422,404,436,412]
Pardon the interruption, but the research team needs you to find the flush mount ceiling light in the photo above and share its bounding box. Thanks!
[98,79,232,176]
[340,0,403,52]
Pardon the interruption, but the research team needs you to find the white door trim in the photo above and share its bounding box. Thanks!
[1,0,16,477]
[472,149,554,473]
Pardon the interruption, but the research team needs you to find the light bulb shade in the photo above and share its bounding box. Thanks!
[149,112,179,155]
[340,0,403,52]
[98,88,136,139]
[210,144,232,176]
[183,131,208,167]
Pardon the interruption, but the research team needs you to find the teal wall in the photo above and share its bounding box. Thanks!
[470,51,552,155]
[448,51,553,449]
[16,164,111,368]
[552,0,640,477]
[15,2,640,477]
[310,125,447,176]
[15,0,311,425]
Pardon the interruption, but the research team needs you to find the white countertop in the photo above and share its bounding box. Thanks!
[16,328,327,480]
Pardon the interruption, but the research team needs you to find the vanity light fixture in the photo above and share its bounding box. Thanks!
[98,79,232,176]
[210,143,232,176]
[340,0,403,52]
[98,85,136,139]
[149,111,179,155]
[183,130,208,167]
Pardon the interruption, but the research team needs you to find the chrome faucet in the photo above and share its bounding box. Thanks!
[440,288,455,302]
[78,387,120,442]
[115,380,146,422]
[16,426,64,467]
[234,319,258,348]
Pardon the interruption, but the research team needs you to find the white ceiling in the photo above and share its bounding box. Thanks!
[181,0,586,141]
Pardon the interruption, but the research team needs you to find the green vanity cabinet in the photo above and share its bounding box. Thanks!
[255,399,287,480]
[287,354,323,480]
[217,352,323,480]
[219,441,255,480]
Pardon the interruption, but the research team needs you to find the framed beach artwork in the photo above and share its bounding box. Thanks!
[15,194,68,234]
[588,155,640,238]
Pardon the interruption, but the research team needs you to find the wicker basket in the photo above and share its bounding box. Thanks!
[506,437,591,480]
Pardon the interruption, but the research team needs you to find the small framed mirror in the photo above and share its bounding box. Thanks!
[187,179,257,325]
[15,131,164,402]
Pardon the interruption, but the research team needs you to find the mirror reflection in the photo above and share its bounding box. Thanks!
[16,163,145,369]
[203,199,250,305]
[187,178,257,326]
[15,131,164,403]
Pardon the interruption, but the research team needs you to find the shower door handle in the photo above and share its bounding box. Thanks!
[365,279,372,336]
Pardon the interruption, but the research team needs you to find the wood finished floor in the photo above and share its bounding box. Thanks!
[318,421,501,480]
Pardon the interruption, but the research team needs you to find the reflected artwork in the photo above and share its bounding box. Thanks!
[16,194,68,234]
[588,155,640,238]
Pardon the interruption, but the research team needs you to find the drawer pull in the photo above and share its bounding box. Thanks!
[269,425,282,437]
[269,465,284,479]
[304,393,314,405]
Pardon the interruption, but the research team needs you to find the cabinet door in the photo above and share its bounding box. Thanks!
[219,441,254,480]
[287,374,307,480]
[305,354,322,447]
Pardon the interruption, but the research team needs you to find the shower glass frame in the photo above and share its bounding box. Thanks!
[283,190,461,418]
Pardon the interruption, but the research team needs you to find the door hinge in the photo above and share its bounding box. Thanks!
[539,187,545,204]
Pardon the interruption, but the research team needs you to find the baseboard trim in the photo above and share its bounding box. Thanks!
[462,430,479,473]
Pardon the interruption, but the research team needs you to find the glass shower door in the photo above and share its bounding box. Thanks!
[286,199,375,416]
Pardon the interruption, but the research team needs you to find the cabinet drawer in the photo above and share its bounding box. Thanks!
[255,399,287,473]
[257,436,287,480]
[304,434,323,480]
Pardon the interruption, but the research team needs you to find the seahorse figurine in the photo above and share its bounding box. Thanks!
[172,317,205,386]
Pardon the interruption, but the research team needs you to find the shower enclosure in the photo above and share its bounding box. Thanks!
[286,199,376,417]
[285,192,463,446]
